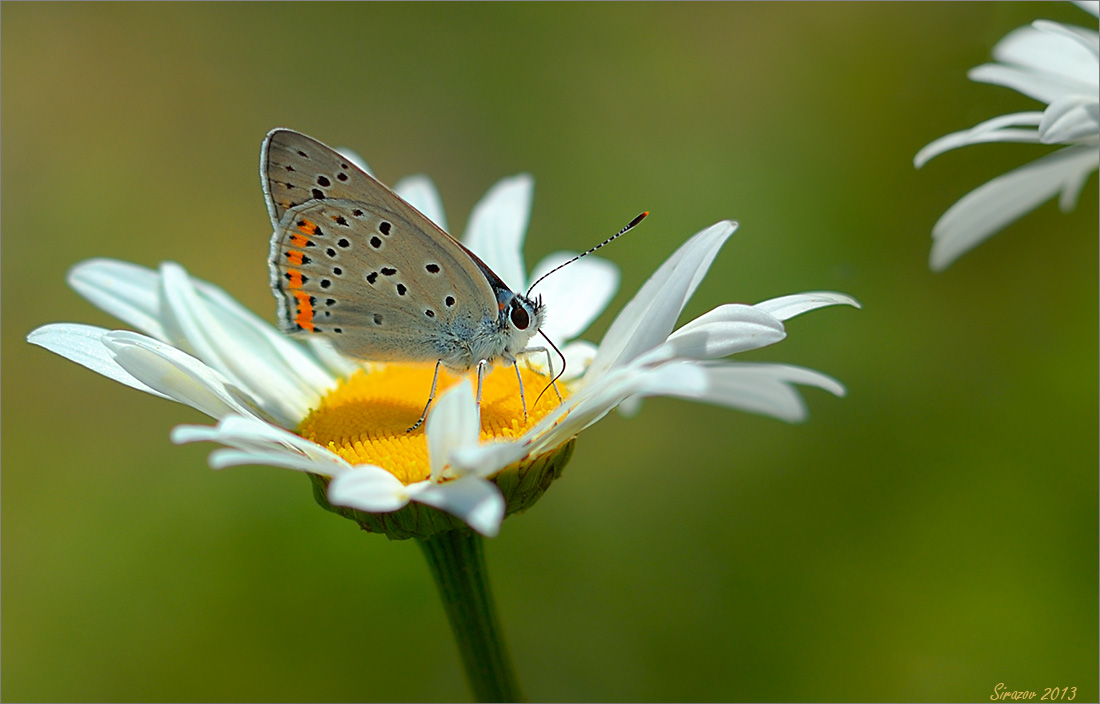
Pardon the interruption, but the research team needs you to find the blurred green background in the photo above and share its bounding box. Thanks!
[3,3,1096,702]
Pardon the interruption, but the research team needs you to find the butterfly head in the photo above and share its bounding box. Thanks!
[498,289,546,360]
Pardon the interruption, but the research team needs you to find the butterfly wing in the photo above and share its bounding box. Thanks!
[264,128,427,225]
[263,130,499,367]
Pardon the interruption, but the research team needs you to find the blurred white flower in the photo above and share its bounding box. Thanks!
[915,1,1099,271]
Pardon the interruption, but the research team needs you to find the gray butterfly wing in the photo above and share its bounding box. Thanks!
[264,128,446,234]
[263,130,500,368]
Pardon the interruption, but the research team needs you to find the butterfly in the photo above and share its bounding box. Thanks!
[262,128,548,430]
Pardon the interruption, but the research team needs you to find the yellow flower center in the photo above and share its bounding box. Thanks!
[298,363,564,484]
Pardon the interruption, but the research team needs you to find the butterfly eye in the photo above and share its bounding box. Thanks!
[509,301,530,330]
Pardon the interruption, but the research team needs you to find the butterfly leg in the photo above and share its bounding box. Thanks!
[512,360,529,422]
[475,360,488,429]
[524,346,563,408]
[536,347,563,402]
[407,360,443,433]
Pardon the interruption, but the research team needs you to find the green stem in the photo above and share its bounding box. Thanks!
[417,531,525,703]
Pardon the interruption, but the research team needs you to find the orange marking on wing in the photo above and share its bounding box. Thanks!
[297,219,318,235]
[293,290,315,331]
[286,269,304,289]
[286,250,304,266]
[290,233,310,248]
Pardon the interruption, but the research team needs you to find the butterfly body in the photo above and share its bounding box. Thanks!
[262,129,545,373]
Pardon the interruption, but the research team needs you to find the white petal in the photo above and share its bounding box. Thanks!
[690,367,825,423]
[970,64,1089,109]
[103,332,268,422]
[306,337,366,378]
[929,144,1100,270]
[617,361,718,417]
[753,292,862,321]
[587,221,737,381]
[328,467,414,513]
[410,477,505,537]
[193,277,337,394]
[1074,1,1099,19]
[524,339,597,382]
[628,361,710,398]
[559,340,598,380]
[662,363,846,423]
[157,263,321,423]
[172,416,352,474]
[529,253,620,342]
[1027,21,1099,73]
[27,324,172,398]
[989,26,1060,76]
[461,174,533,292]
[67,259,168,341]
[1040,94,1100,143]
[426,379,480,481]
[530,363,701,446]
[547,363,678,434]
[665,304,787,359]
[914,112,1043,167]
[451,438,532,478]
[171,415,341,463]
[158,263,228,364]
[71,258,337,397]
[521,394,610,456]
[330,469,508,536]
[206,448,344,474]
[1057,148,1100,211]
[990,24,1098,94]
[540,357,846,448]
[395,175,448,231]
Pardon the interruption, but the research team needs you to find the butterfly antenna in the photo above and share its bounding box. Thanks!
[533,329,568,408]
[526,211,648,296]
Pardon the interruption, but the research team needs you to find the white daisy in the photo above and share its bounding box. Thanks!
[915,1,1099,271]
[28,172,858,539]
